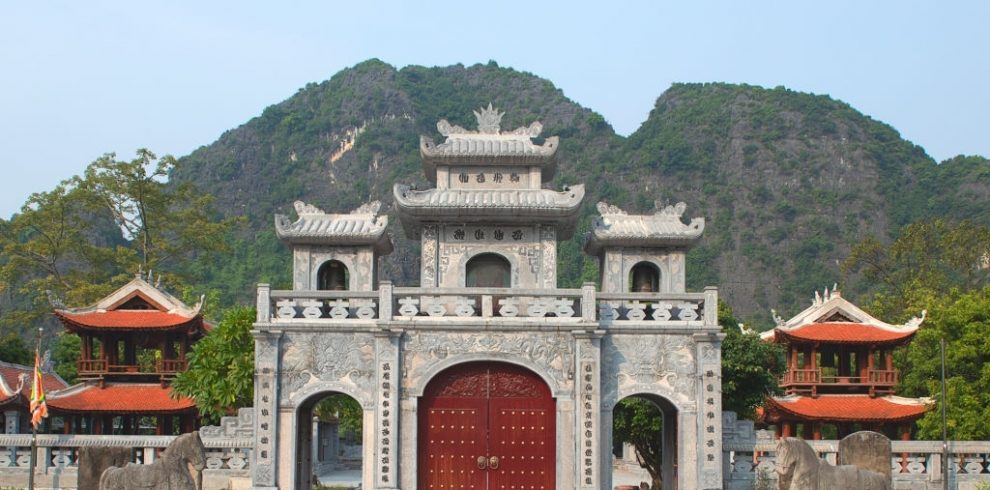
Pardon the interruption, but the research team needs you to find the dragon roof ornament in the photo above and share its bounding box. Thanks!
[274,200,392,253]
[584,200,705,255]
[420,105,558,182]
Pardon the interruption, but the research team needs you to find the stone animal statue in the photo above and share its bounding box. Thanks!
[775,437,890,490]
[100,431,206,490]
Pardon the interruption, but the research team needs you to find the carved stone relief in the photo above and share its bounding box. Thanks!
[603,334,696,404]
[279,332,375,404]
[540,226,556,288]
[403,332,573,391]
[421,225,438,286]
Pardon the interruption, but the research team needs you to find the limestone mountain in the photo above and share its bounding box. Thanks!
[172,60,990,323]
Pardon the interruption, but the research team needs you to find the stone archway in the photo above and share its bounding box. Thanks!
[418,361,556,490]
[293,391,366,490]
[610,393,679,490]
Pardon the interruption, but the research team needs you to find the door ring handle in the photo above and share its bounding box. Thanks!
[488,455,499,470]
[477,456,487,469]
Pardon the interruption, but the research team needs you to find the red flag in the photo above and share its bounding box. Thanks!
[30,350,48,429]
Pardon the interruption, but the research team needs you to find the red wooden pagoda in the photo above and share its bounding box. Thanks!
[758,288,929,440]
[0,361,68,433]
[46,276,207,435]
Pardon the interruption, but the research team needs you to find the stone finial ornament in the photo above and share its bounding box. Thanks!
[595,201,627,216]
[293,201,325,215]
[474,103,505,133]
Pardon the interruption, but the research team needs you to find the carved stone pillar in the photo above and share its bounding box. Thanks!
[420,225,439,287]
[4,410,19,434]
[251,328,282,490]
[374,331,401,489]
[693,332,725,490]
[574,332,602,489]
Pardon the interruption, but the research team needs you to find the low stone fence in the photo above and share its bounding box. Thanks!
[0,409,253,490]
[722,411,990,490]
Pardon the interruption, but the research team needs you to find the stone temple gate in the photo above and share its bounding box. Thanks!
[250,106,724,490]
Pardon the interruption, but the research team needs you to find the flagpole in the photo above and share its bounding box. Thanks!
[28,326,42,490]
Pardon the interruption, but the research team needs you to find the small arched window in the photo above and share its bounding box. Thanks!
[629,262,660,292]
[466,253,511,288]
[317,260,349,291]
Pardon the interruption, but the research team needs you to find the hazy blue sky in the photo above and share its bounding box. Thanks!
[2,1,987,218]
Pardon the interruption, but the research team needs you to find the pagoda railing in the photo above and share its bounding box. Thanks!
[256,283,719,328]
[781,368,900,388]
[76,359,188,378]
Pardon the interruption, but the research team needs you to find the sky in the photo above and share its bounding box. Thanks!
[1,1,987,218]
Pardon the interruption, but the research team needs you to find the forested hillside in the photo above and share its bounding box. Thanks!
[137,60,990,322]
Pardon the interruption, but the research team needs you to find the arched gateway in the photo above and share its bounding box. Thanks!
[251,107,724,490]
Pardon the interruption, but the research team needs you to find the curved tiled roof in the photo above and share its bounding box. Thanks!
[772,322,917,345]
[764,395,929,423]
[393,184,585,239]
[46,384,196,414]
[55,310,200,331]
[584,201,705,254]
[0,362,68,406]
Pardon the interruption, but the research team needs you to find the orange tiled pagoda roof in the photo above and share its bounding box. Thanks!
[770,322,917,345]
[0,361,68,405]
[46,384,196,414]
[54,310,199,331]
[764,395,929,423]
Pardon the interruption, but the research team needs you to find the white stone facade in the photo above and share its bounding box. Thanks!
[251,107,724,490]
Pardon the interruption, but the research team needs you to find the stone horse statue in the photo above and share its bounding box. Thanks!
[775,437,890,490]
[100,431,207,490]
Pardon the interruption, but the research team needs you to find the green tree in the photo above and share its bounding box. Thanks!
[314,394,363,439]
[844,219,990,320]
[80,149,236,286]
[0,332,32,365]
[719,302,785,419]
[900,287,990,440]
[171,307,256,424]
[612,397,664,489]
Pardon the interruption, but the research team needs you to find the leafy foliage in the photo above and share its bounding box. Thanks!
[0,332,32,365]
[844,219,990,320]
[899,288,990,440]
[314,394,363,439]
[719,302,785,419]
[171,307,256,424]
[612,397,664,489]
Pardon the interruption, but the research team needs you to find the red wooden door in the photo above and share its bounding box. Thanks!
[419,362,555,490]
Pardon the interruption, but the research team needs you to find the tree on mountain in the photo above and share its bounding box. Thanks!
[898,287,990,440]
[843,219,990,321]
[171,306,256,424]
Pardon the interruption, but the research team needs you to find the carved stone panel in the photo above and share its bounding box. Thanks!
[403,332,574,393]
[421,225,438,287]
[602,334,696,407]
[278,332,376,405]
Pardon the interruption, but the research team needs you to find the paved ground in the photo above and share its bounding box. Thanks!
[316,468,362,488]
[315,466,654,489]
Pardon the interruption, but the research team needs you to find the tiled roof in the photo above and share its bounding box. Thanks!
[46,384,196,414]
[0,362,68,404]
[765,395,929,423]
[773,322,916,345]
[273,201,392,252]
[393,184,585,239]
[55,310,199,330]
[584,201,705,254]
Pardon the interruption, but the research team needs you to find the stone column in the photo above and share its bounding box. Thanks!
[694,329,725,490]
[251,319,282,490]
[420,225,439,287]
[374,331,400,489]
[4,410,19,434]
[574,331,602,489]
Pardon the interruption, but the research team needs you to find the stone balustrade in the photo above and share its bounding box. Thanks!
[722,412,990,490]
[258,282,717,329]
[0,409,254,489]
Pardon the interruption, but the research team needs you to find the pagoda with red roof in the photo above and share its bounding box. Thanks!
[758,288,929,440]
[47,276,207,435]
[1,360,68,433]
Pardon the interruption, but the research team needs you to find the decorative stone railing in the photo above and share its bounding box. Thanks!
[722,411,990,490]
[257,282,718,329]
[0,409,254,489]
[597,290,714,327]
